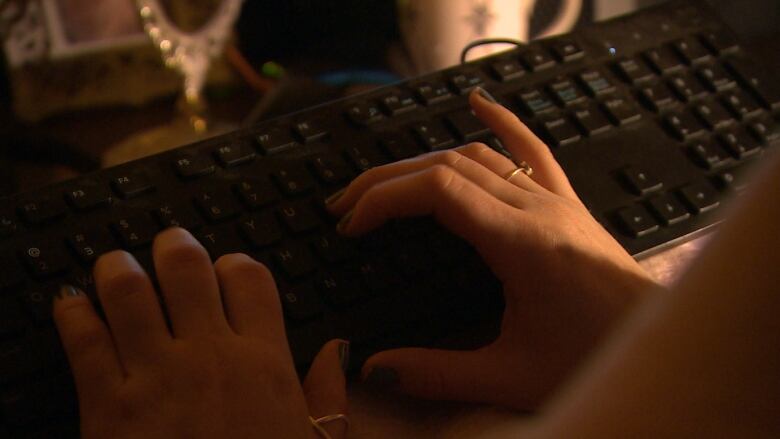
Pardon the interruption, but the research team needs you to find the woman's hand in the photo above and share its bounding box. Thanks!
[327,88,661,410]
[53,228,348,439]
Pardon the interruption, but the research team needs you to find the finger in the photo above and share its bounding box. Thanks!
[327,148,531,216]
[153,227,231,338]
[53,285,124,401]
[362,346,521,408]
[456,141,538,191]
[304,339,349,439]
[214,253,285,341]
[470,87,579,200]
[94,250,170,367]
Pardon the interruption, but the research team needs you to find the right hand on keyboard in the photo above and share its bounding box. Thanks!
[327,88,662,410]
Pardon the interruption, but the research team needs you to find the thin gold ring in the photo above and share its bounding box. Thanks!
[310,414,349,439]
[504,161,533,181]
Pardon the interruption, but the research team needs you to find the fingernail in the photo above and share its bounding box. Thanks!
[58,284,84,300]
[338,340,350,373]
[325,188,347,206]
[363,367,399,391]
[336,210,353,234]
[474,86,498,104]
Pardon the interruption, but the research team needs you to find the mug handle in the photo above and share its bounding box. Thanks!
[534,0,583,39]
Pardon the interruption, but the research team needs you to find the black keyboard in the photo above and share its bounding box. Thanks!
[1,0,779,435]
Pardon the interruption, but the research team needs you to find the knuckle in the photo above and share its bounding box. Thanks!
[427,165,458,192]
[217,254,272,281]
[436,150,463,167]
[464,141,490,155]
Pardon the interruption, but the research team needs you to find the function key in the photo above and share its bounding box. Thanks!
[194,190,240,223]
[516,88,557,117]
[718,128,761,160]
[665,110,707,141]
[688,139,734,170]
[173,154,215,179]
[679,182,720,214]
[214,143,256,168]
[616,204,659,238]
[344,143,388,173]
[721,89,762,120]
[345,101,385,126]
[111,172,154,199]
[411,121,456,151]
[642,47,684,74]
[238,212,282,248]
[271,165,315,196]
[700,30,739,55]
[601,96,642,126]
[519,47,556,71]
[541,117,581,147]
[65,185,112,212]
[445,109,490,142]
[309,154,352,184]
[277,202,320,234]
[667,72,708,102]
[378,91,418,116]
[638,82,676,112]
[413,81,453,106]
[256,127,296,155]
[577,69,615,96]
[648,194,691,226]
[619,166,663,196]
[19,243,71,279]
[549,40,584,62]
[234,179,278,210]
[547,78,587,106]
[696,64,735,92]
[490,58,525,82]
[448,71,484,95]
[693,99,735,130]
[670,37,712,65]
[572,103,611,136]
[615,58,655,84]
[293,120,328,143]
[111,214,157,249]
[152,203,202,231]
[0,211,19,238]
[18,197,67,225]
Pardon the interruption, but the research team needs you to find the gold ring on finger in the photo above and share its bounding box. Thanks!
[504,161,533,181]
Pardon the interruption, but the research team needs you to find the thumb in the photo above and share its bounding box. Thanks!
[303,339,350,439]
[361,346,519,407]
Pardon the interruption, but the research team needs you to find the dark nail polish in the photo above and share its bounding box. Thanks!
[325,188,347,205]
[475,86,498,104]
[336,210,353,234]
[364,367,399,391]
[338,341,350,373]
[58,284,84,300]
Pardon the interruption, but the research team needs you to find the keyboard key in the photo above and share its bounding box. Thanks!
[615,57,654,84]
[0,211,19,238]
[490,58,525,82]
[642,47,684,74]
[19,244,70,279]
[256,127,296,154]
[718,129,761,159]
[619,166,663,196]
[311,233,356,263]
[665,110,706,141]
[195,190,240,223]
[344,143,388,173]
[18,197,67,225]
[726,58,780,111]
[413,82,453,106]
[67,231,107,265]
[274,243,316,278]
[671,37,712,65]
[316,272,361,306]
[517,88,557,117]
[310,154,352,184]
[293,120,328,143]
[0,254,26,292]
[602,96,642,125]
[716,167,753,193]
[572,103,611,136]
[648,194,691,226]
[173,154,215,179]
[445,109,490,142]
[721,89,763,120]
[638,82,676,112]
[547,78,587,106]
[65,185,112,212]
[577,69,615,96]
[747,116,780,144]
[700,30,739,55]
[196,226,245,260]
[448,71,483,95]
[277,203,320,234]
[279,283,324,322]
[238,213,282,248]
[380,132,425,161]
[542,117,581,147]
[679,182,720,213]
[378,91,418,116]
[348,258,401,294]
[111,214,157,249]
[693,99,735,130]
[616,205,659,238]
[688,139,734,170]
[667,72,708,102]
[549,40,584,62]
[214,143,256,167]
[696,64,735,92]
[152,203,202,231]
[345,101,385,126]
[411,121,456,151]
[271,165,315,196]
[111,172,154,199]
[235,179,278,210]
[519,47,555,71]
